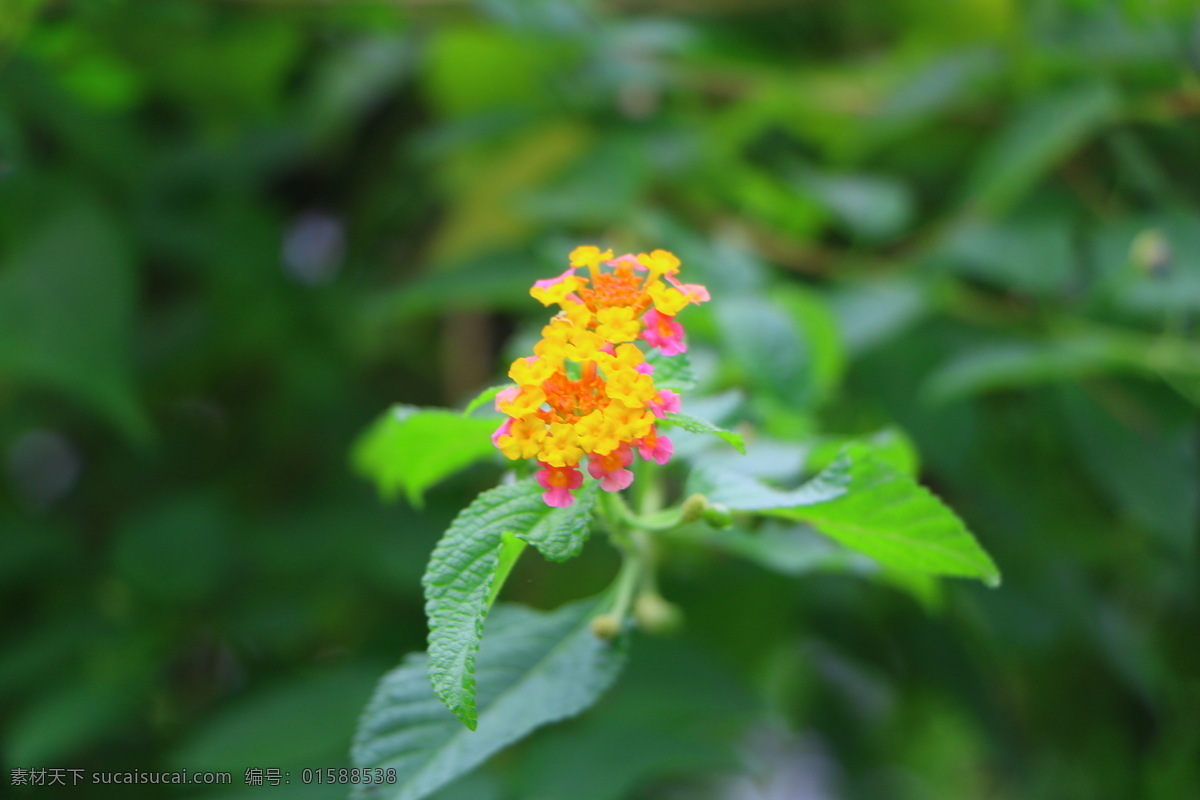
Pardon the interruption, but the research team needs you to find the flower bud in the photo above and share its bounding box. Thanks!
[680,493,710,523]
[1131,229,1170,278]
[634,593,682,634]
[590,613,622,641]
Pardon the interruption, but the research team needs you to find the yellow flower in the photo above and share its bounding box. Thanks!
[603,366,657,408]
[595,306,642,343]
[509,355,558,388]
[496,417,546,460]
[605,403,655,442]
[569,245,614,271]
[530,267,587,307]
[540,421,582,467]
[636,249,681,279]
[647,281,689,316]
[575,409,621,455]
[497,386,545,417]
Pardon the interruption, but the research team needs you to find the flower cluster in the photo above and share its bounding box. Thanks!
[492,246,709,507]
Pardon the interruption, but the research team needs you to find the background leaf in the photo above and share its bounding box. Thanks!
[352,598,628,800]
[0,201,146,441]
[963,81,1118,216]
[353,406,500,507]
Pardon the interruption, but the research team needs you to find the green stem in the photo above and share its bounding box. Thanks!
[608,549,642,622]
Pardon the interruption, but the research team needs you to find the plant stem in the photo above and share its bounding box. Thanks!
[608,549,642,622]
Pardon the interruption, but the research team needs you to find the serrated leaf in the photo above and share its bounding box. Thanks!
[462,385,511,417]
[352,599,628,800]
[423,480,597,729]
[664,413,745,454]
[780,446,1000,586]
[353,406,499,507]
[645,351,696,392]
[517,482,600,561]
[689,455,851,512]
[688,521,943,610]
[486,533,528,610]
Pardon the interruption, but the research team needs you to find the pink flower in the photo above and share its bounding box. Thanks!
[535,462,584,507]
[665,275,711,304]
[494,386,520,412]
[530,267,585,306]
[637,430,674,465]
[491,418,514,447]
[532,266,576,292]
[641,308,687,356]
[635,362,655,375]
[647,389,681,419]
[605,254,644,271]
[587,446,635,492]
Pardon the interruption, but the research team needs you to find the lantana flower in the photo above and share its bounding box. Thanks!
[491,247,708,506]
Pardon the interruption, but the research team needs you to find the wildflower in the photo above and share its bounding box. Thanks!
[537,462,583,507]
[648,389,681,419]
[641,308,687,356]
[530,267,587,307]
[492,247,708,506]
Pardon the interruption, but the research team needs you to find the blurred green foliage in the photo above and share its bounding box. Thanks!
[1,0,1198,798]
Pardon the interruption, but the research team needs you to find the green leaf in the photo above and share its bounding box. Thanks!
[688,522,945,611]
[171,666,380,772]
[688,522,867,576]
[423,480,597,729]
[663,413,745,454]
[715,295,808,404]
[810,427,920,477]
[486,533,527,610]
[938,215,1074,297]
[829,278,927,356]
[645,350,696,392]
[964,82,1118,216]
[801,172,915,242]
[517,482,600,562]
[776,285,846,407]
[782,446,1000,586]
[0,201,147,441]
[1056,386,1198,552]
[6,682,139,765]
[353,406,499,507]
[462,385,511,417]
[689,455,851,512]
[923,332,1163,403]
[352,599,628,800]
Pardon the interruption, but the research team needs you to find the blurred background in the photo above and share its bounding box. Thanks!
[2,0,1198,798]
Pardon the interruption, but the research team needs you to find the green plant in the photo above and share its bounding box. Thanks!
[350,248,999,800]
